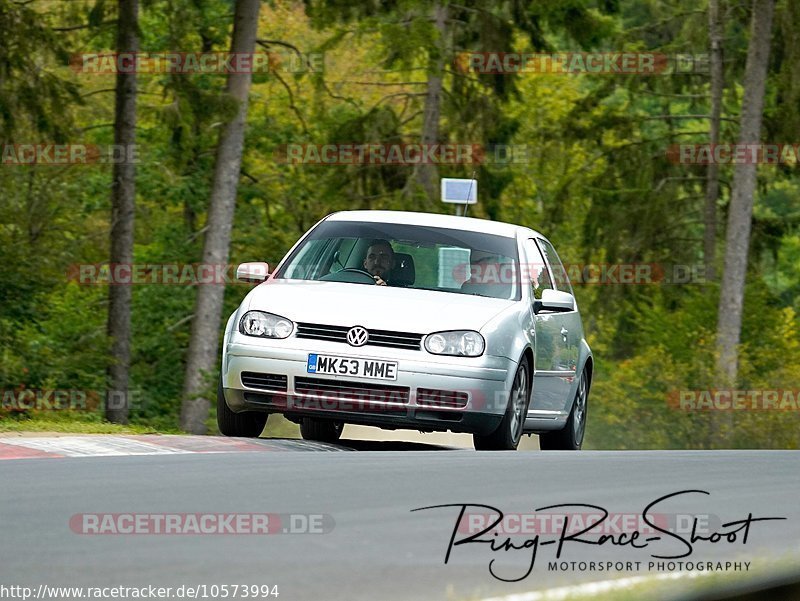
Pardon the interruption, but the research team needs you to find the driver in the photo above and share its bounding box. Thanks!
[362,239,395,286]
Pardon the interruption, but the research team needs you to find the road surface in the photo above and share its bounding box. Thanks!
[0,436,797,600]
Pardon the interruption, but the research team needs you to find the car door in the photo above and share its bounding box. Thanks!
[536,238,581,413]
[522,238,571,412]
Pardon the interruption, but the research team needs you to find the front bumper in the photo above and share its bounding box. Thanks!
[222,341,516,435]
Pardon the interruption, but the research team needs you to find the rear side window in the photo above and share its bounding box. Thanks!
[537,239,573,294]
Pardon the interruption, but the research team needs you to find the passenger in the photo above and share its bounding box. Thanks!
[461,249,514,299]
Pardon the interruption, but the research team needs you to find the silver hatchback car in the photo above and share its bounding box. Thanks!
[219,210,592,451]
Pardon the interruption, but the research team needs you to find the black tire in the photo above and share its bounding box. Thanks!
[300,418,344,443]
[539,367,588,450]
[473,360,530,451]
[217,378,268,437]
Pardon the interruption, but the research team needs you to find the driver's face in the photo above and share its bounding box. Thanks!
[363,244,394,277]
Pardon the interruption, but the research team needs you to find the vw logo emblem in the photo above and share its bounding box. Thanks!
[347,326,369,347]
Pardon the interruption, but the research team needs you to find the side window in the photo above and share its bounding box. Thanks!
[523,239,553,300]
[537,239,572,294]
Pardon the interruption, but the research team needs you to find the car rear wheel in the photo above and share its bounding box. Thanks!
[217,378,268,437]
[300,418,344,443]
[539,367,588,450]
[473,360,530,451]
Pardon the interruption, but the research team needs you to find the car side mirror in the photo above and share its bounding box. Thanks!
[533,289,575,314]
[236,262,270,283]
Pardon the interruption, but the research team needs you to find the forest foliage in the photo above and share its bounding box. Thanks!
[0,0,798,447]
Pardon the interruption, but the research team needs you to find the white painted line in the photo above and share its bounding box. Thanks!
[480,570,707,601]
[0,436,192,457]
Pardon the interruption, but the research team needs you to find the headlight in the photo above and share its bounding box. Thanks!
[239,311,293,339]
[424,330,485,357]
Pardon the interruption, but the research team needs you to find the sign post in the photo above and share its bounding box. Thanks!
[440,177,477,216]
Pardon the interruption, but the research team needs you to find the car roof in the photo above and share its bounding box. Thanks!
[325,210,544,240]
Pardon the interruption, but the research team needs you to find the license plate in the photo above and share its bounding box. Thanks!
[307,353,398,381]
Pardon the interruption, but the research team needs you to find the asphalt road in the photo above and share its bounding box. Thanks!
[0,441,798,601]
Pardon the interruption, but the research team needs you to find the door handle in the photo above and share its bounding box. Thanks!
[560,326,568,342]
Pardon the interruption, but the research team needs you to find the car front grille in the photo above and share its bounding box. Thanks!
[295,322,423,351]
[417,388,469,409]
[241,372,288,392]
[293,376,410,405]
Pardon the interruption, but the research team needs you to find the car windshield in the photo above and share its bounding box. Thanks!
[274,220,521,300]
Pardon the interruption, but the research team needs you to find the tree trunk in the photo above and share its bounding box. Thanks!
[714,0,775,442]
[704,0,724,283]
[105,0,138,424]
[180,0,261,434]
[407,2,446,205]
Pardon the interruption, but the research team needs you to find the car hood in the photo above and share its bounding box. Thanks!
[243,280,515,333]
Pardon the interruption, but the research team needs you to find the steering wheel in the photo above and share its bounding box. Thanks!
[319,267,378,284]
[340,267,379,283]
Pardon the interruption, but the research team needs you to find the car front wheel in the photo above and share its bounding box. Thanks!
[217,378,268,437]
[539,367,588,450]
[473,360,530,451]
